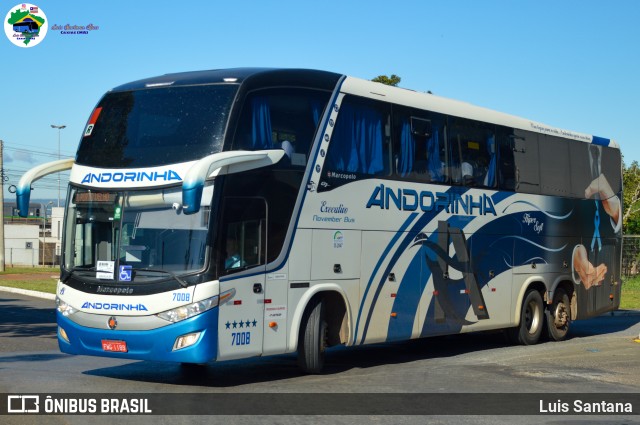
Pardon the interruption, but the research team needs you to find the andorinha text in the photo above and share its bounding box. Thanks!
[366,184,497,216]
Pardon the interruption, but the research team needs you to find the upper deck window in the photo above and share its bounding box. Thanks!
[76,84,238,168]
[231,88,331,167]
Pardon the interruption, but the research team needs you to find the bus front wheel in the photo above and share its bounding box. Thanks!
[508,289,544,345]
[297,297,328,374]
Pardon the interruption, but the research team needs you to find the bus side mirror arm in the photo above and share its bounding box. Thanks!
[182,149,285,214]
[16,158,75,217]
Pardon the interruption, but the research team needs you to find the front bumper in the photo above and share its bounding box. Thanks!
[57,307,219,364]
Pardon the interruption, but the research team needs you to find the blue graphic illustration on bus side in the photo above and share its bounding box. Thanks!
[355,190,615,344]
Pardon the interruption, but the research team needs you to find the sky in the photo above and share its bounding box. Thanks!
[1,0,639,202]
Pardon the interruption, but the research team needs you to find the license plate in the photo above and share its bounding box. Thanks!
[101,340,128,352]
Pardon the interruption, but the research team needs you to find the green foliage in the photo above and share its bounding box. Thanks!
[623,160,640,233]
[372,74,401,87]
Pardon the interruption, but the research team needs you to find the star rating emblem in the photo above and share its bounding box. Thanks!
[226,319,259,330]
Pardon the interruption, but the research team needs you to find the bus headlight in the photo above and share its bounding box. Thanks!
[156,295,219,323]
[56,297,77,316]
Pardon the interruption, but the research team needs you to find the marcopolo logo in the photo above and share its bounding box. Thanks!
[4,3,47,48]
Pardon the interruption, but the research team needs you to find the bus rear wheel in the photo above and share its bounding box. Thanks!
[508,289,544,345]
[297,298,328,374]
[546,287,570,341]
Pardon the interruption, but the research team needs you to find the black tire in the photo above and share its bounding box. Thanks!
[546,287,571,341]
[297,297,328,374]
[507,289,544,345]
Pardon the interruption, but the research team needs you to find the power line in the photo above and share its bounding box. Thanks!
[4,147,75,160]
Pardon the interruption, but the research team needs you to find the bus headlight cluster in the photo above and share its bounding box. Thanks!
[156,295,219,323]
[56,297,77,316]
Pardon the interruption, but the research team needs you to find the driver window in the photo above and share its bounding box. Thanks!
[221,198,267,274]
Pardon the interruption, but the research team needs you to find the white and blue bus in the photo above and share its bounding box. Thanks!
[17,68,622,373]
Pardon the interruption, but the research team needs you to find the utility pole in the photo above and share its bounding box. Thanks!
[0,140,5,272]
[51,124,66,207]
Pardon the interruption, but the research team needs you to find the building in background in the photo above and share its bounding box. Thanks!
[3,202,61,266]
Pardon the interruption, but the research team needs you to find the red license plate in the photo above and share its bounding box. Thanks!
[101,340,128,353]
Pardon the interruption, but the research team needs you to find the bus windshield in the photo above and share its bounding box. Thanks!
[64,184,212,281]
[76,84,238,168]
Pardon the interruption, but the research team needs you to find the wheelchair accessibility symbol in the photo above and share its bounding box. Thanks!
[119,265,132,282]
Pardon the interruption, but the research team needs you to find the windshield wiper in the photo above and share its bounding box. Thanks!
[133,268,189,288]
[61,265,96,283]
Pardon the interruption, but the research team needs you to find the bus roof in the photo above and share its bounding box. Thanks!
[110,68,617,149]
[111,68,342,93]
[341,76,617,149]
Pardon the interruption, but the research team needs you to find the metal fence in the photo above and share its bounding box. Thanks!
[4,245,59,267]
[623,235,640,277]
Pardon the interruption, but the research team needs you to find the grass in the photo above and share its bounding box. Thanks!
[1,267,639,310]
[621,275,640,310]
[0,278,58,293]
[0,267,58,294]
[0,266,56,275]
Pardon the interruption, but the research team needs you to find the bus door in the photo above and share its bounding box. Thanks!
[217,198,267,361]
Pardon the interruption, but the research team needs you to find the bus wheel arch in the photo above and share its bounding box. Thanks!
[294,287,351,374]
[508,281,545,345]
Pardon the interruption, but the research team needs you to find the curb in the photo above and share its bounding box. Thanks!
[0,285,56,301]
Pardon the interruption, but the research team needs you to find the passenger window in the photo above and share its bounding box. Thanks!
[392,108,446,183]
[600,144,622,195]
[232,88,330,167]
[447,118,497,188]
[320,96,391,190]
[569,139,593,198]
[539,135,571,196]
[512,130,540,194]
[496,126,516,191]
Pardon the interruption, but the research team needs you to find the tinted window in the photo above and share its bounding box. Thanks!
[76,85,237,167]
[320,96,391,190]
[392,107,446,183]
[569,139,593,198]
[539,135,571,196]
[600,145,622,195]
[231,88,331,168]
[496,126,516,191]
[512,130,540,194]
[447,117,497,188]
[220,197,266,275]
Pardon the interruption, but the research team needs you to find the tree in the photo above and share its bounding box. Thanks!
[623,160,640,234]
[372,74,401,87]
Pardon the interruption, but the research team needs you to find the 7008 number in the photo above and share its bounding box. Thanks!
[172,292,190,302]
[231,332,251,346]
